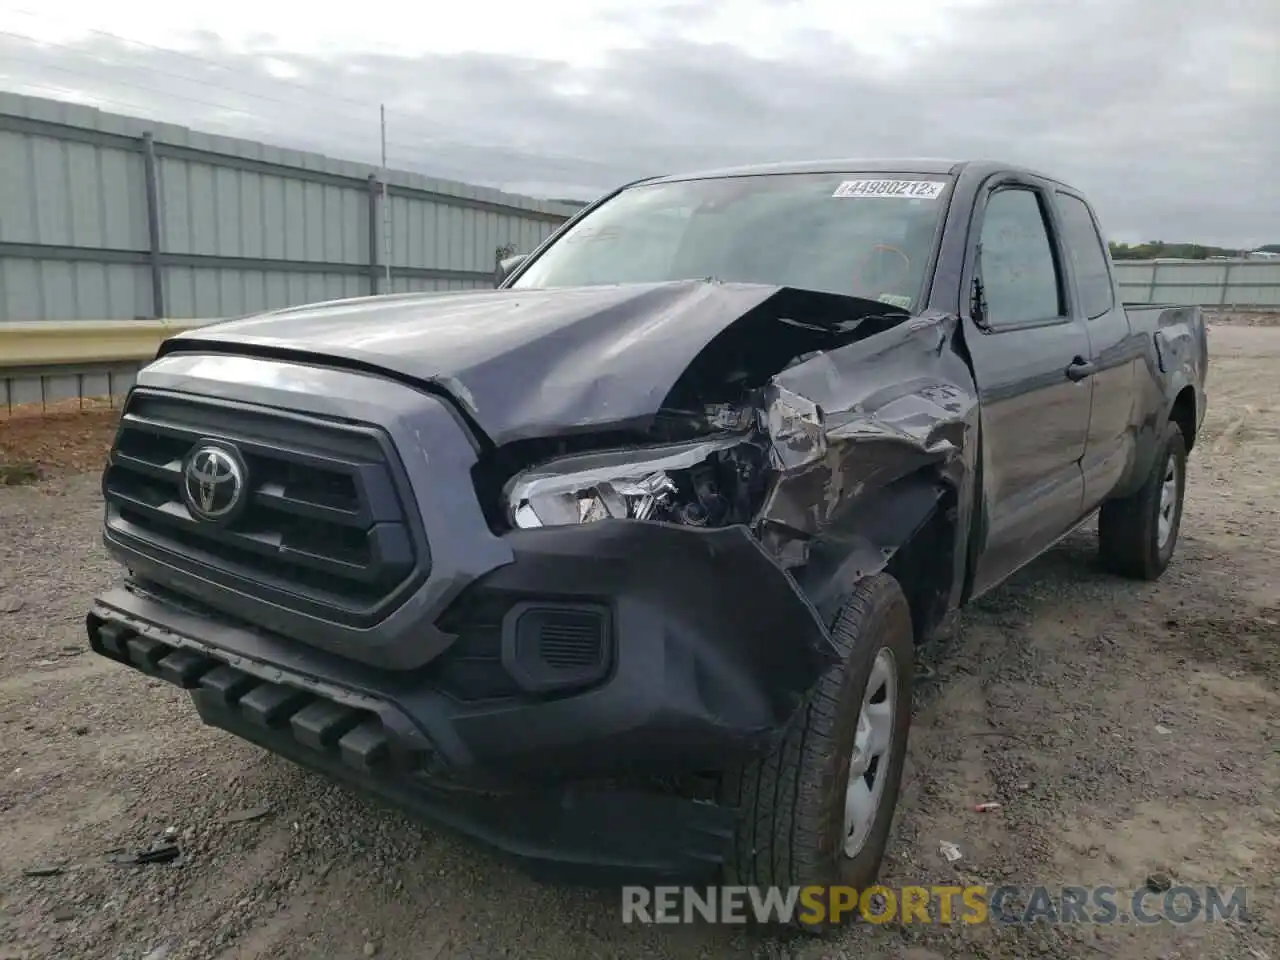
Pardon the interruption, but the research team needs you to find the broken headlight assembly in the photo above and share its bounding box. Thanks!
[506,436,749,529]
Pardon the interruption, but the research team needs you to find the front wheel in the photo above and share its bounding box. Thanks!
[720,572,914,932]
[1098,421,1188,580]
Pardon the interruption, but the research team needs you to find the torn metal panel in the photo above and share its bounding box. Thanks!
[762,383,826,471]
[754,313,979,608]
[478,303,976,611]
[791,473,946,623]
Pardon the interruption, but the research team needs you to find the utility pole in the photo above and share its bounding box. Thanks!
[380,104,391,288]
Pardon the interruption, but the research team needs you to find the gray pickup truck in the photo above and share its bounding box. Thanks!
[87,159,1206,923]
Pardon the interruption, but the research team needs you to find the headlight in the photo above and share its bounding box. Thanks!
[506,436,743,529]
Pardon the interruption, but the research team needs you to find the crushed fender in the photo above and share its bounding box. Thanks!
[488,285,978,625]
[756,312,977,579]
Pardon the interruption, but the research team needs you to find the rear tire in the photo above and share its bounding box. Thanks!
[1098,421,1187,580]
[721,573,914,932]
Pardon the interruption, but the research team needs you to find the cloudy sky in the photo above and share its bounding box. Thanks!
[0,0,1275,247]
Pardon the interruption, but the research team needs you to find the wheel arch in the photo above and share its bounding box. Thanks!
[1171,384,1198,451]
[793,468,962,644]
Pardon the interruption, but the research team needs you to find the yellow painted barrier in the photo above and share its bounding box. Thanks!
[0,319,214,369]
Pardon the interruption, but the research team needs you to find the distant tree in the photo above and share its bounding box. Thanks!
[1108,239,1245,260]
[1258,244,1280,253]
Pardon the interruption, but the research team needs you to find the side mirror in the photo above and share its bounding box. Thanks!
[495,253,528,286]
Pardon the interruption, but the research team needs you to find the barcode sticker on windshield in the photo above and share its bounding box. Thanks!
[832,179,948,200]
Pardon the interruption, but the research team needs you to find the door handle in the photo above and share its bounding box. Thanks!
[1066,357,1096,382]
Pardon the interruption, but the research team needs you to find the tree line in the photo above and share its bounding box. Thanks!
[1109,242,1279,260]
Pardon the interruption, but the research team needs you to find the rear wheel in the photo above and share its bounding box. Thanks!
[1098,421,1187,580]
[721,573,914,932]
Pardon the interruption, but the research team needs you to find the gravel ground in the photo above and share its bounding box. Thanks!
[1,321,1277,960]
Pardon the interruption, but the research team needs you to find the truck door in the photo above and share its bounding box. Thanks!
[1052,190,1140,512]
[962,179,1093,599]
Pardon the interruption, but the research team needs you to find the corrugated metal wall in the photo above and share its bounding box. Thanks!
[1114,259,1280,308]
[0,91,579,322]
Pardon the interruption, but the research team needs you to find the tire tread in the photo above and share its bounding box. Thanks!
[1099,423,1187,580]
[723,573,912,909]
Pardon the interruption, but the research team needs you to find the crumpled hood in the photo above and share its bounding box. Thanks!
[160,280,893,445]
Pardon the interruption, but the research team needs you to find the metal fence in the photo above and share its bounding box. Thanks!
[4,88,1276,414]
[1114,259,1280,308]
[0,91,579,324]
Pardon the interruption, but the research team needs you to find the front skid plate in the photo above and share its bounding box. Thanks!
[87,611,735,883]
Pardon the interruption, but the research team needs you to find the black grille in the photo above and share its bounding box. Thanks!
[103,389,427,624]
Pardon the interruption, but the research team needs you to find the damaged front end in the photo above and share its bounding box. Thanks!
[485,285,978,640]
[85,279,979,881]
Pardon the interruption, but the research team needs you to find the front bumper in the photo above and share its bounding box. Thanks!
[89,605,731,883]
[87,521,836,880]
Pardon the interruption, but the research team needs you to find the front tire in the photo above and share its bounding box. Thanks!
[721,573,914,932]
[1098,421,1188,580]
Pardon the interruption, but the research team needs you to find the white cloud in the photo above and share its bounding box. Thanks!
[0,0,991,65]
[0,0,1275,245]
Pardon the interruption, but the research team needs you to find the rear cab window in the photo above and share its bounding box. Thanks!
[1054,193,1117,319]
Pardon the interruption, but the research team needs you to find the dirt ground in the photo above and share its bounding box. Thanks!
[1,320,1277,960]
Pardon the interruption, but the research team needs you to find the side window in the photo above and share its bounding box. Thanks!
[1055,193,1116,319]
[978,188,1064,326]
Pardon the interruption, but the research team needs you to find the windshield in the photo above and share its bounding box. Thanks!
[511,172,952,309]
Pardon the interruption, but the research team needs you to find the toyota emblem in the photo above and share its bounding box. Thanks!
[182,444,247,522]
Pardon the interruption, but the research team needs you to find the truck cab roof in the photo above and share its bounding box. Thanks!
[643,158,1074,191]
